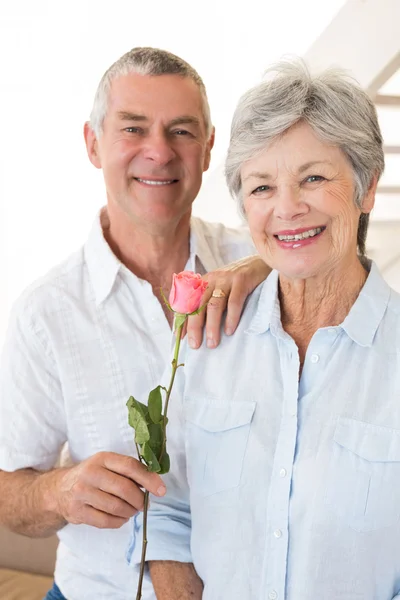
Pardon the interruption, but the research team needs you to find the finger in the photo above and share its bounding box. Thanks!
[185,280,214,349]
[97,468,147,511]
[224,277,248,335]
[100,453,166,497]
[204,292,228,349]
[84,487,139,519]
[186,309,206,349]
[180,321,188,340]
[79,504,130,529]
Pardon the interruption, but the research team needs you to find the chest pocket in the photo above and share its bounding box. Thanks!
[326,417,400,532]
[184,400,256,498]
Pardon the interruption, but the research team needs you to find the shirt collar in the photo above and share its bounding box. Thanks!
[84,208,122,306]
[246,270,281,336]
[189,216,222,274]
[246,260,390,347]
[187,218,205,275]
[84,209,216,306]
[340,260,391,347]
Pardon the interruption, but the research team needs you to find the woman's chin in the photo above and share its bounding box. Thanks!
[275,256,325,281]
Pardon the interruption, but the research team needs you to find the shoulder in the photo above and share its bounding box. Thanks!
[191,216,255,261]
[387,286,400,312]
[9,247,86,331]
[186,278,265,360]
[385,287,400,336]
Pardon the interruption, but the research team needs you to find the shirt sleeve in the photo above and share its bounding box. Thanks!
[0,296,67,471]
[127,344,192,567]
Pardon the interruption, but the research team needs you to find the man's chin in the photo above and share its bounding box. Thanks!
[132,206,192,233]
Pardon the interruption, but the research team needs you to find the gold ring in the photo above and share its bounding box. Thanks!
[211,288,226,299]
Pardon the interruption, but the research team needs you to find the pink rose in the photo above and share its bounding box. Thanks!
[169,271,208,314]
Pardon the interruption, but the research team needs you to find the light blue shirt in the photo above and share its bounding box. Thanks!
[128,262,400,600]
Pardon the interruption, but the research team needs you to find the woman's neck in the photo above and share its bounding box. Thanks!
[279,256,369,365]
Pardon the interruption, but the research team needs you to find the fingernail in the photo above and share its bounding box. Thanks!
[207,338,216,348]
[157,486,166,497]
[225,327,233,336]
[188,337,198,349]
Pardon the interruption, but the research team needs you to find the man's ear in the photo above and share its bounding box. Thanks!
[203,126,216,173]
[84,122,102,169]
[361,174,379,214]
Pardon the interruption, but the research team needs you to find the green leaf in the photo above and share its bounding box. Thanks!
[158,451,170,474]
[174,313,187,330]
[126,396,150,445]
[148,422,163,454]
[127,396,150,420]
[148,386,163,424]
[147,423,169,473]
[141,442,161,473]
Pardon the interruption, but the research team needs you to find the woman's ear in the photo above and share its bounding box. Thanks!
[361,174,379,214]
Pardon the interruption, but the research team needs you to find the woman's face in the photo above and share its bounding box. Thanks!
[241,121,376,281]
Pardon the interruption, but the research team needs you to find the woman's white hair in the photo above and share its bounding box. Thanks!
[225,57,385,255]
[89,46,212,139]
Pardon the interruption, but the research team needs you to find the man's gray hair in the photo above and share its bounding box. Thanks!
[90,46,212,139]
[225,58,385,255]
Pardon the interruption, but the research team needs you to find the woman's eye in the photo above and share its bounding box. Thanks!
[252,185,270,194]
[305,175,325,183]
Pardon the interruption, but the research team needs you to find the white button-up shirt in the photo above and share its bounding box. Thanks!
[130,263,400,600]
[0,209,254,600]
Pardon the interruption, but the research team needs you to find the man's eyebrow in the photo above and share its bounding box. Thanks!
[168,116,201,127]
[243,161,334,183]
[116,113,201,128]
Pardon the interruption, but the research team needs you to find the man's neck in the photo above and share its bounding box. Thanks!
[101,206,191,291]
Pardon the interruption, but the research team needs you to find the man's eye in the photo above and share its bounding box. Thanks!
[173,130,191,136]
[125,127,142,134]
[252,185,270,194]
[305,175,325,183]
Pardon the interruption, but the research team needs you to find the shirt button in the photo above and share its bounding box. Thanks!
[310,353,320,363]
[279,468,287,478]
[269,591,278,600]
[273,529,282,538]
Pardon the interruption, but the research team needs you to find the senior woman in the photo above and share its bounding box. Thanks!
[128,59,400,600]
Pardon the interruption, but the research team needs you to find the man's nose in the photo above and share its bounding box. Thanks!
[142,133,176,166]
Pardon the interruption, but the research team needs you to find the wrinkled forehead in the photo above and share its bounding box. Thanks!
[241,122,351,180]
[106,72,206,126]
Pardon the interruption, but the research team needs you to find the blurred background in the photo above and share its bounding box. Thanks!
[0,0,399,345]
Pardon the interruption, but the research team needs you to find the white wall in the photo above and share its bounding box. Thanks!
[304,0,400,93]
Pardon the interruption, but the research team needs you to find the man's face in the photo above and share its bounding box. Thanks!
[86,73,214,232]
